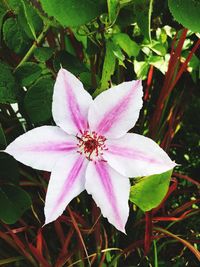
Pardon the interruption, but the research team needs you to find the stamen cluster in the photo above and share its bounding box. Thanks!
[77,131,107,161]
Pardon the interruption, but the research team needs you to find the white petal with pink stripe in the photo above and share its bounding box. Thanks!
[104,133,176,178]
[5,126,77,171]
[44,153,88,225]
[85,160,130,233]
[88,80,143,139]
[52,68,93,135]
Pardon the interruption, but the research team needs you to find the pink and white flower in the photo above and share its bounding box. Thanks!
[5,68,176,233]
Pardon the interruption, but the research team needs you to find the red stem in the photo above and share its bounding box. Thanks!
[144,65,154,101]
[144,211,153,255]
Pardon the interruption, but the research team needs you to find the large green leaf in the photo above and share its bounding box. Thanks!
[3,17,30,54]
[40,0,105,27]
[24,77,54,123]
[168,0,200,33]
[130,170,173,211]
[134,0,153,41]
[6,0,43,40]
[0,61,17,103]
[0,184,31,224]
[18,0,43,40]
[107,0,120,24]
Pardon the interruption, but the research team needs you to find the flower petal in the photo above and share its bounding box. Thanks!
[44,154,87,225]
[52,68,93,135]
[85,160,130,233]
[88,80,143,138]
[104,133,176,177]
[5,126,77,171]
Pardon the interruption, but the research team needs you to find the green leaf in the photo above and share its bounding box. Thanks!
[93,40,116,96]
[0,126,6,150]
[148,41,167,56]
[18,0,43,40]
[134,59,149,80]
[168,0,200,33]
[6,0,21,11]
[134,0,153,42]
[0,152,19,184]
[3,17,30,54]
[148,55,168,74]
[0,184,31,224]
[6,0,43,40]
[0,61,17,103]
[112,33,140,57]
[130,170,173,211]
[20,0,36,39]
[107,0,120,24]
[40,0,105,27]
[34,47,54,62]
[0,2,7,40]
[15,62,42,87]
[111,41,125,66]
[24,77,54,123]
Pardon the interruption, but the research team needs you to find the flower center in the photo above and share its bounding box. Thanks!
[77,131,107,161]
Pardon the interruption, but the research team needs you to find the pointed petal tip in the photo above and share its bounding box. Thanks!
[42,217,52,228]
[4,143,17,159]
[88,79,144,138]
[53,67,92,135]
[41,223,46,228]
[58,67,66,75]
[43,217,53,227]
[135,79,142,86]
[85,161,130,234]
[108,217,127,234]
[131,79,143,90]
[166,160,177,172]
[44,213,58,226]
[118,226,127,234]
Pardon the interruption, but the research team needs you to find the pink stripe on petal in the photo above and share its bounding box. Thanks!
[108,145,161,164]
[85,161,130,232]
[95,80,142,136]
[66,81,88,132]
[44,154,87,225]
[52,69,92,135]
[28,142,77,153]
[104,133,176,178]
[95,161,123,229]
[54,156,84,210]
[5,126,78,172]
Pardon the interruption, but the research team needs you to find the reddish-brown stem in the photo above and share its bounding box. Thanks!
[144,211,153,255]
[144,65,154,101]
